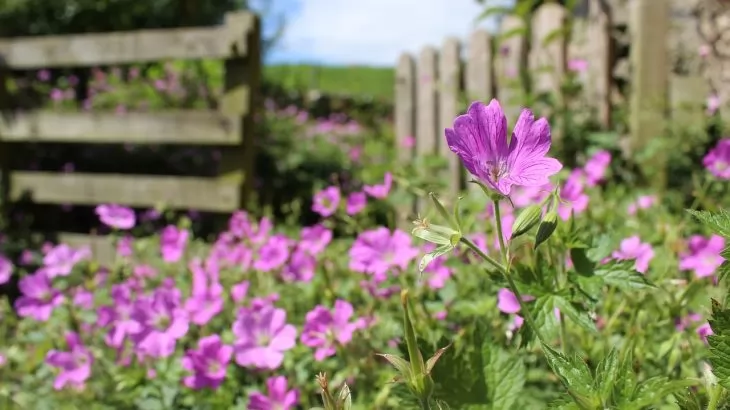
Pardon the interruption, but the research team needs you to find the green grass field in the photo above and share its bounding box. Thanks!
[264,64,395,101]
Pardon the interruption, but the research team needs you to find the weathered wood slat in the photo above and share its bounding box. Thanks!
[10,172,241,212]
[438,37,463,198]
[0,110,242,144]
[56,233,116,266]
[0,11,255,68]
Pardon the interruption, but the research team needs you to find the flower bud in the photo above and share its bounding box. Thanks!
[511,204,542,239]
[534,210,558,249]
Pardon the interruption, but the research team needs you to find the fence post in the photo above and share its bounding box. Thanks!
[629,0,669,188]
[586,0,612,129]
[530,4,568,112]
[395,53,416,227]
[0,57,10,230]
[220,12,261,209]
[415,47,439,214]
[438,37,462,199]
[465,29,494,193]
[496,15,526,124]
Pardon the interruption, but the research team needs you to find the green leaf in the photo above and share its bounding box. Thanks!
[708,299,730,390]
[540,343,599,408]
[569,248,595,276]
[552,296,597,334]
[593,348,620,402]
[630,377,698,409]
[687,209,730,237]
[474,5,513,21]
[483,344,526,410]
[418,244,454,272]
[595,264,655,291]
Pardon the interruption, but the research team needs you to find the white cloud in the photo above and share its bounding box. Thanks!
[275,0,501,66]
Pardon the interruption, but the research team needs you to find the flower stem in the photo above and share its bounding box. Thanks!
[492,200,508,265]
[459,236,546,344]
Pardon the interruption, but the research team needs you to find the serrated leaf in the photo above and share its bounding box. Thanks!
[552,296,597,334]
[630,377,698,409]
[593,348,620,402]
[483,344,526,410]
[540,343,599,408]
[595,265,655,291]
[687,209,730,237]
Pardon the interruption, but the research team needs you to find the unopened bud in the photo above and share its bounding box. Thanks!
[511,204,542,239]
[534,210,558,250]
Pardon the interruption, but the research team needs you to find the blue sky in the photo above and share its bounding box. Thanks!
[251,0,506,67]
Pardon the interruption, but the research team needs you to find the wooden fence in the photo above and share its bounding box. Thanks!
[0,11,261,264]
[395,0,710,215]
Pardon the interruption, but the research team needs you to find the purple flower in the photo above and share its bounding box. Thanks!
[281,249,316,283]
[583,150,611,186]
[679,235,725,278]
[43,244,91,278]
[253,234,291,272]
[231,280,250,304]
[181,334,233,390]
[45,332,93,390]
[704,139,730,179]
[301,300,361,361]
[0,254,13,285]
[497,288,535,314]
[98,284,140,348]
[248,376,299,410]
[95,204,136,230]
[185,259,224,325]
[298,224,332,255]
[363,172,393,199]
[15,271,64,321]
[232,305,297,370]
[612,236,654,274]
[346,191,367,215]
[130,286,189,358]
[627,195,656,215]
[37,69,50,82]
[445,99,562,197]
[312,186,341,217]
[160,225,188,263]
[349,227,419,282]
[557,169,589,221]
[698,323,714,343]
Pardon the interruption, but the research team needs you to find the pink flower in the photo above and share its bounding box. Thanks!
[704,139,730,179]
[612,236,654,274]
[583,150,611,186]
[349,227,419,282]
[160,225,188,263]
[301,300,362,361]
[708,94,721,116]
[497,288,534,314]
[679,235,725,278]
[248,376,299,410]
[312,186,341,217]
[557,169,589,220]
[445,100,562,197]
[698,323,714,343]
[346,192,367,215]
[45,332,93,390]
[95,204,136,230]
[43,244,91,278]
[233,304,297,370]
[363,172,393,199]
[567,59,588,73]
[627,195,656,215]
[0,255,13,285]
[181,334,233,390]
